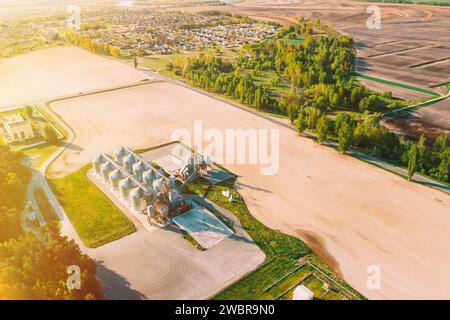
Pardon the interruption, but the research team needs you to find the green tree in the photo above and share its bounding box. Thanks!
[0,226,100,300]
[44,125,58,144]
[109,46,120,58]
[316,114,328,143]
[296,108,307,135]
[337,119,353,153]
[407,143,418,180]
[334,112,351,136]
[23,105,34,119]
[0,146,32,242]
[417,134,426,173]
[436,149,449,182]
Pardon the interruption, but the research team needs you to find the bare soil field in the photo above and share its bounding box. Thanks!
[401,47,450,61]
[0,46,150,109]
[383,98,450,140]
[358,78,430,101]
[368,41,427,55]
[49,81,450,299]
[420,61,450,74]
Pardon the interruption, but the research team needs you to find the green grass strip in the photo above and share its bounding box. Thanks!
[49,164,136,248]
[354,73,439,97]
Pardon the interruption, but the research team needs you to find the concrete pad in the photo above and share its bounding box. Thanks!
[88,200,264,300]
[202,168,233,185]
[172,206,234,249]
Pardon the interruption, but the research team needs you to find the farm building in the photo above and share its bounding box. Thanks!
[92,145,235,248]
[92,147,192,223]
[0,113,34,143]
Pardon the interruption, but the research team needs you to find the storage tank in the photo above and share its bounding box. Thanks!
[119,177,133,200]
[142,169,156,186]
[169,190,181,208]
[147,205,155,218]
[130,187,146,213]
[152,177,163,192]
[186,153,195,173]
[109,169,123,192]
[146,188,155,203]
[100,161,113,183]
[132,161,146,180]
[114,147,127,164]
[92,154,104,176]
[122,154,135,172]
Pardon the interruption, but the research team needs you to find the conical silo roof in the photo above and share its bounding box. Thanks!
[152,178,163,191]
[132,160,146,172]
[115,146,127,158]
[130,186,145,198]
[143,169,156,182]
[93,154,104,164]
[100,161,113,171]
[109,169,122,180]
[123,154,135,164]
[119,177,133,189]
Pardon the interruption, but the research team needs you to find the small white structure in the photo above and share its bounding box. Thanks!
[26,210,37,222]
[293,285,314,300]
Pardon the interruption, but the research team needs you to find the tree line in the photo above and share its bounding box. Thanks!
[295,111,449,182]
[0,146,100,299]
[65,31,121,58]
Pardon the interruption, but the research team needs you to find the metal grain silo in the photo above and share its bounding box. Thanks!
[152,177,163,192]
[130,187,146,213]
[109,169,123,192]
[92,154,104,176]
[132,161,146,180]
[114,147,127,164]
[169,189,181,208]
[122,154,135,172]
[147,205,155,218]
[100,161,113,183]
[119,177,133,201]
[142,169,156,186]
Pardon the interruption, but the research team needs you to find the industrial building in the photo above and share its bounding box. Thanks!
[92,146,220,222]
[92,146,193,224]
[92,145,235,248]
[0,113,34,143]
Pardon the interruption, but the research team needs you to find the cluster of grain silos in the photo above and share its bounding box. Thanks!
[92,146,181,217]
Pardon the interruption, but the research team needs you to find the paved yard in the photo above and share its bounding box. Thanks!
[87,195,265,300]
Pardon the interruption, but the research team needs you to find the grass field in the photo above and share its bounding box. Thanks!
[49,164,136,248]
[35,187,59,224]
[183,178,361,300]
[140,48,239,73]
[22,142,62,169]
